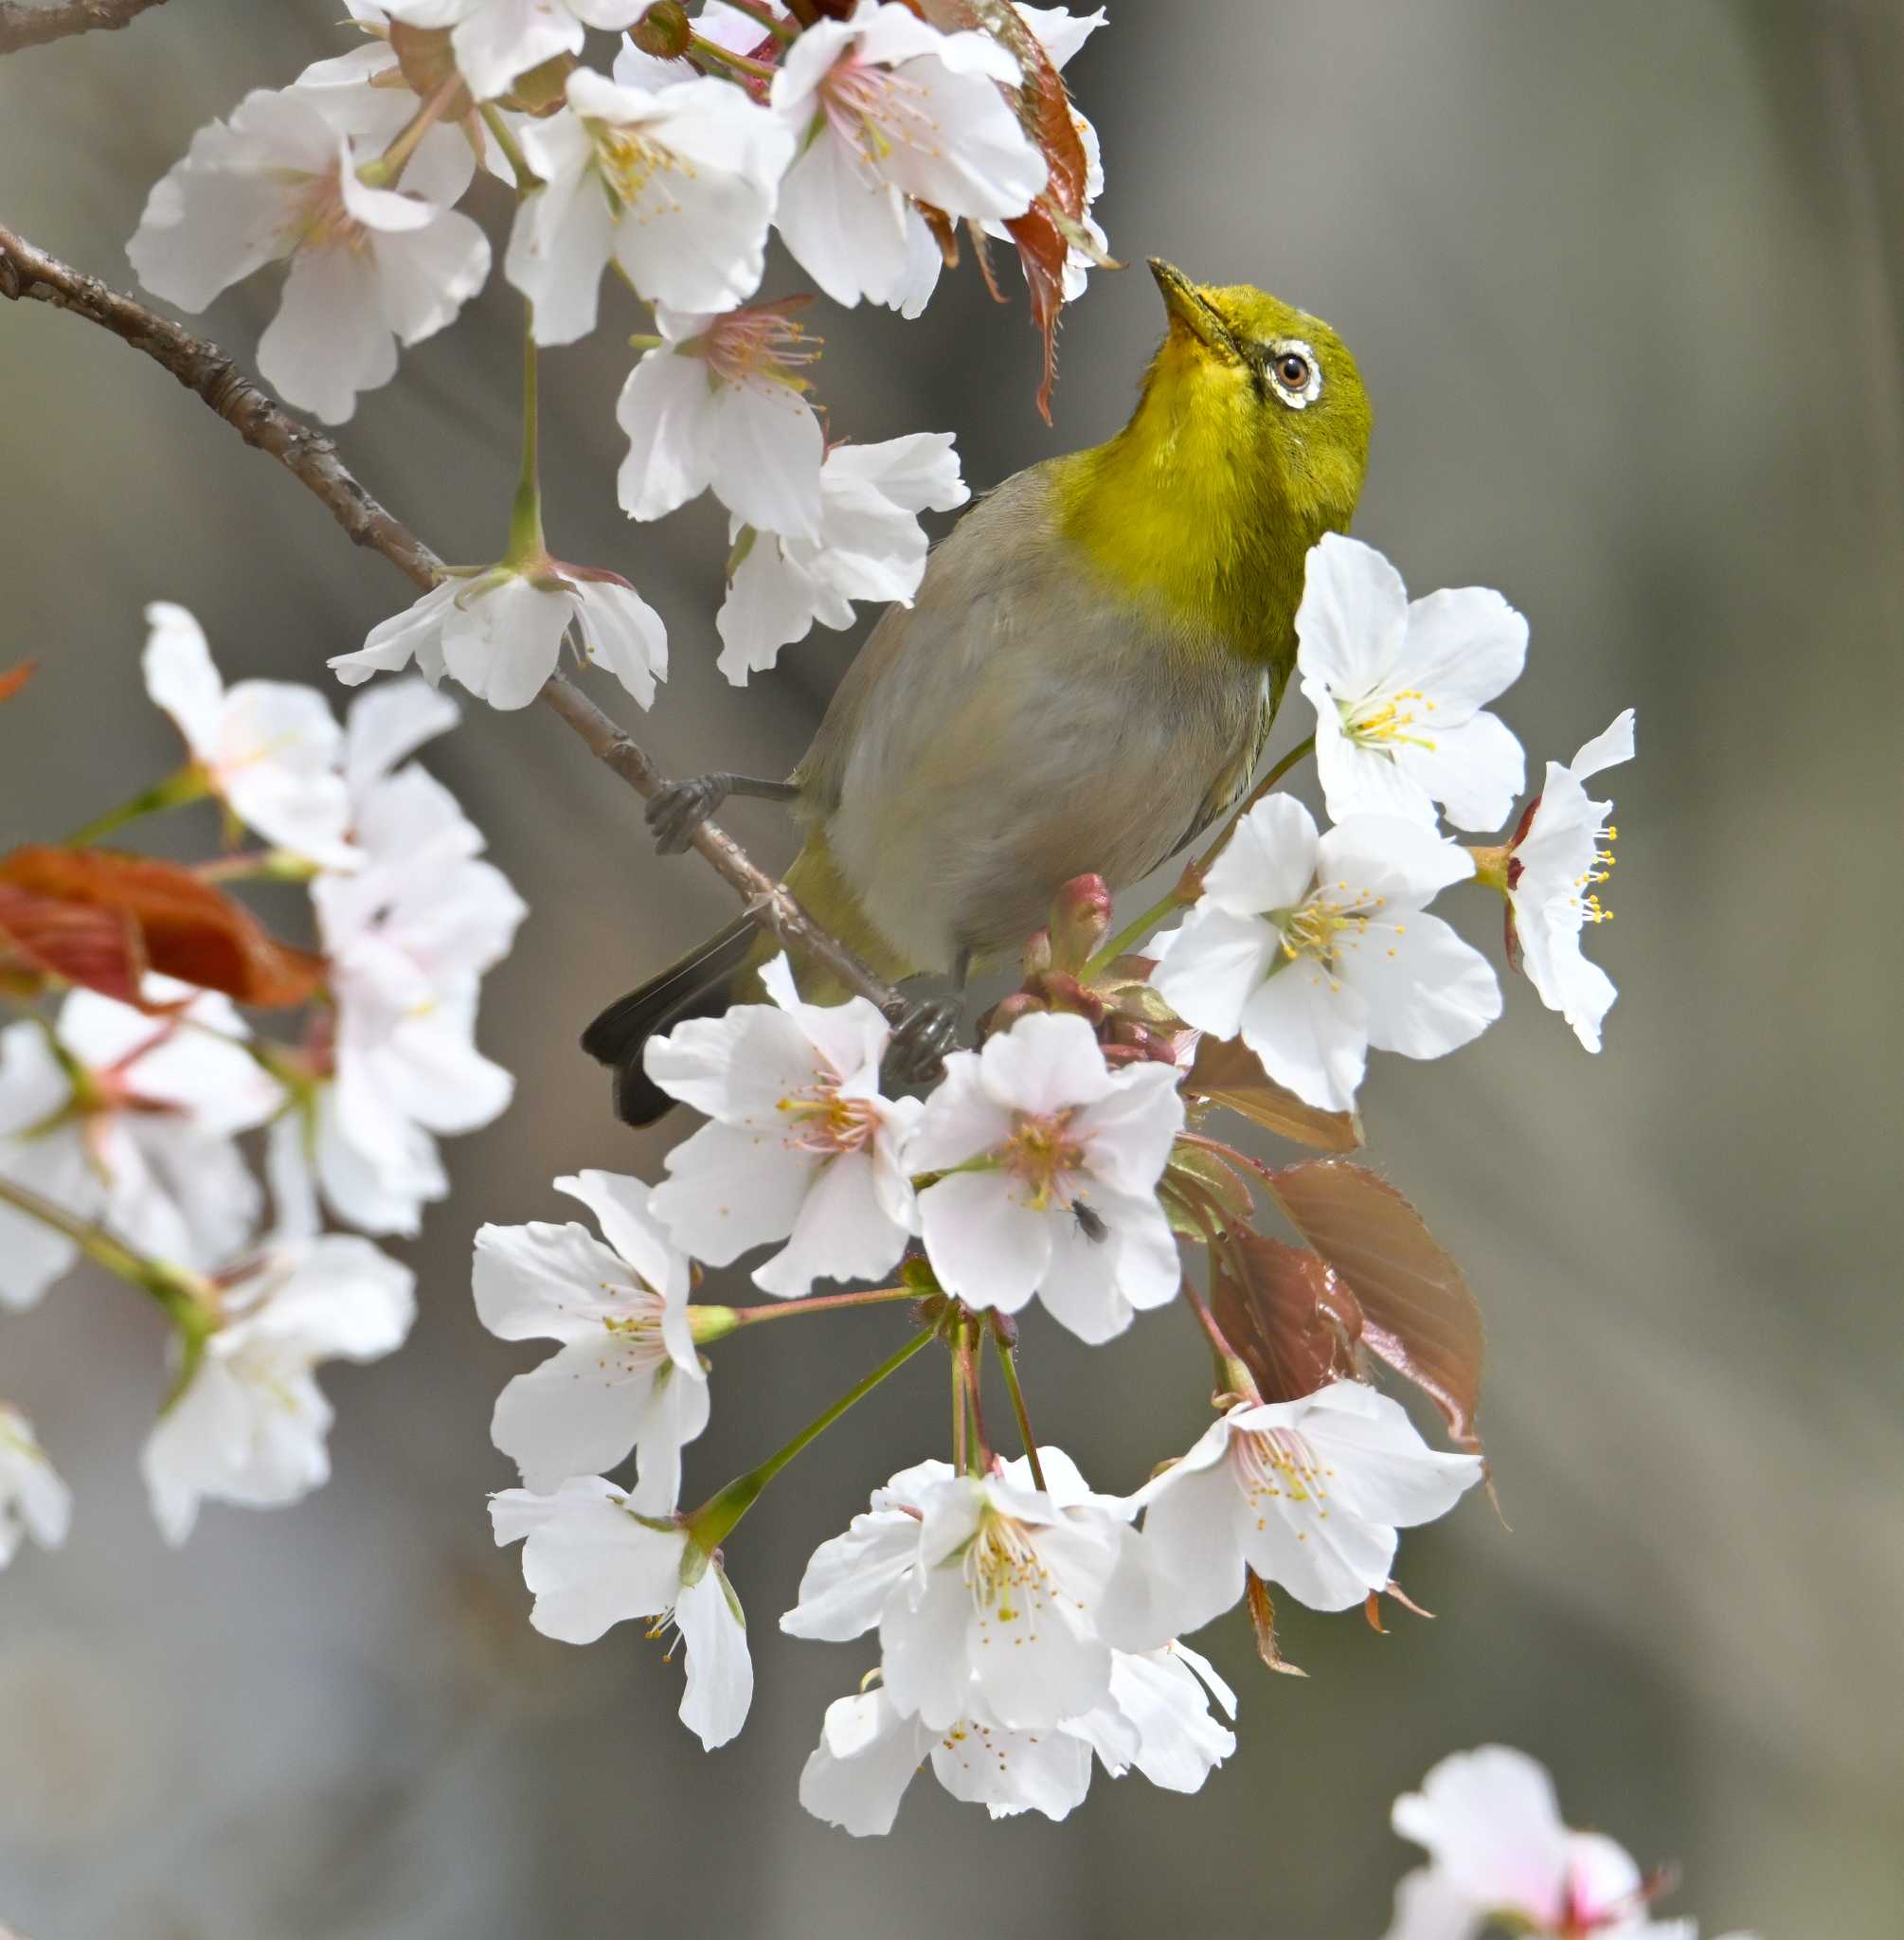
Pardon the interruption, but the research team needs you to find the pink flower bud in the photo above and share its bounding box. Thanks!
[1048,873,1112,973]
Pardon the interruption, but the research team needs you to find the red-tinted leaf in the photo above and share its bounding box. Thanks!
[0,847,325,1009]
[0,661,36,705]
[1211,1229,1364,1404]
[918,0,1098,421]
[1187,1034,1363,1152]
[1162,1140,1255,1241]
[0,881,145,1003]
[1262,1160,1486,1452]
[1244,1569,1307,1678]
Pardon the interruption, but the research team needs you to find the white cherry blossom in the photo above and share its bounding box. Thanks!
[0,1405,72,1569]
[381,0,649,103]
[782,1448,1128,1732]
[128,86,489,424]
[475,1170,708,1499]
[1505,710,1634,1053]
[142,1236,416,1544]
[907,1011,1183,1343]
[269,697,522,1238]
[617,301,825,539]
[644,955,919,1298]
[799,1682,1097,1834]
[1385,1746,1733,1940]
[506,69,793,344]
[769,0,1048,311]
[1103,1381,1482,1645]
[0,984,283,1310]
[492,1473,753,1751]
[331,562,668,711]
[1297,534,1528,832]
[717,432,969,682]
[1153,796,1500,1113]
[141,602,355,869]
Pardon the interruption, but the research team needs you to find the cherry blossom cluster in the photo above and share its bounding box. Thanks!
[469,521,1636,1828]
[128,1,1105,710]
[1383,1747,1756,1940]
[0,606,520,1549]
[0,0,1679,1869]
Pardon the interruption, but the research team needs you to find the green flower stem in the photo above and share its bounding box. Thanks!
[1080,734,1316,980]
[1160,1182,1262,1403]
[478,103,537,194]
[950,1336,968,1475]
[690,33,778,80]
[509,311,545,562]
[0,1173,213,1342]
[994,1338,1047,1492]
[722,0,799,43]
[698,1284,920,1339]
[359,76,460,190]
[687,1324,933,1554]
[63,764,210,846]
[959,1315,991,1473]
[194,850,319,885]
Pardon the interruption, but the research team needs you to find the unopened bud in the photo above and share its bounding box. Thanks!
[1107,1016,1179,1065]
[632,0,692,59]
[1020,925,1053,980]
[1024,970,1105,1027]
[1048,872,1112,973]
[978,991,1046,1040]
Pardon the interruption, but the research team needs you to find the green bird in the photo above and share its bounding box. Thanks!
[584,260,1374,1124]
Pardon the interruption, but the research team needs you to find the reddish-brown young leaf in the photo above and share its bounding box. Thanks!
[1211,1229,1364,1404]
[1161,1140,1256,1241]
[0,661,36,705]
[0,881,146,1004]
[1244,1569,1307,1678]
[1262,1160,1486,1452]
[918,0,1096,421]
[0,847,325,1009]
[1186,1033,1364,1152]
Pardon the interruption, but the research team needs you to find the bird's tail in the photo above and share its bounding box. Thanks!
[583,835,916,1127]
[580,914,760,1127]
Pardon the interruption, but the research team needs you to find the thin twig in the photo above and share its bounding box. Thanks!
[0,221,908,1020]
[0,0,167,54]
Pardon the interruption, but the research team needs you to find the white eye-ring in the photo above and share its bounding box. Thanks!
[1266,337,1323,409]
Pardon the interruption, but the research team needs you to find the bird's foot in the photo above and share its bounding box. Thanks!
[882,996,961,1092]
[646,774,729,855]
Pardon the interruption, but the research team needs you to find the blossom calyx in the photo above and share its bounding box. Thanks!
[388,26,467,108]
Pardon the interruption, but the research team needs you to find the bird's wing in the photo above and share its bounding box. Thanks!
[1166,673,1278,855]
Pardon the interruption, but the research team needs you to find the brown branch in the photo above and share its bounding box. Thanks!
[0,0,169,54]
[0,220,910,1021]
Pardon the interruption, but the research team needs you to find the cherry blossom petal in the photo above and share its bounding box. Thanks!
[674,1562,754,1750]
[1338,911,1501,1062]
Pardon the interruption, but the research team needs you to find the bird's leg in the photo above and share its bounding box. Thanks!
[646,772,799,854]
[882,949,971,1091]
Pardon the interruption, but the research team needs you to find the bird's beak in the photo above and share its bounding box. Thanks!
[1149,259,1232,354]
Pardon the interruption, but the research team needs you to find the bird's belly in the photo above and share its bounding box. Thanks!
[826,652,1266,973]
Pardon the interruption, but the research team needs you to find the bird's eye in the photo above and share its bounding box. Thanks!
[1265,337,1322,408]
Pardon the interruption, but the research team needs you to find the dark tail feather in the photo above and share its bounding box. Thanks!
[582,915,759,1127]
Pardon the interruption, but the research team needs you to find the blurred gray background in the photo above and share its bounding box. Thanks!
[2,2,1900,1935]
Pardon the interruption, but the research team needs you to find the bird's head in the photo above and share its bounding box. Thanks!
[1136,260,1372,534]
